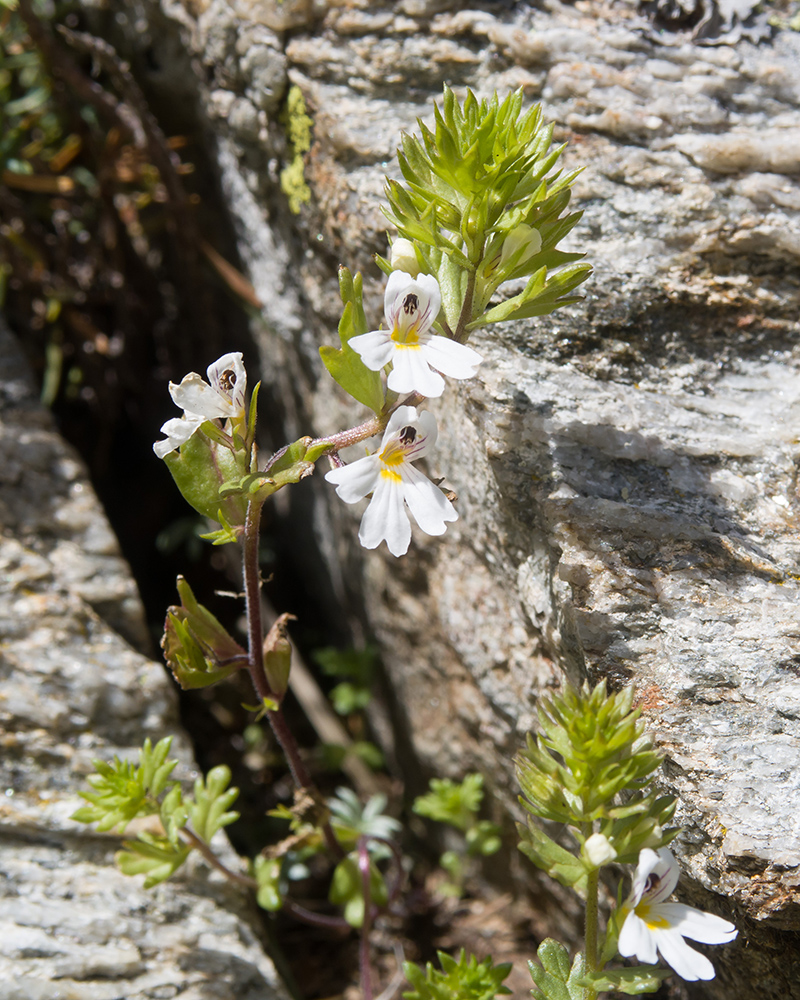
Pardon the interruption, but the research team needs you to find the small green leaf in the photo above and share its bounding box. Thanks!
[117,833,191,888]
[329,853,389,928]
[163,427,248,526]
[529,943,585,1000]
[319,267,384,413]
[254,856,283,912]
[516,821,587,892]
[577,966,671,995]
[188,766,240,843]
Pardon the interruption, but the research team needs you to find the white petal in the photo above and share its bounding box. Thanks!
[170,374,232,419]
[650,848,680,903]
[359,474,411,556]
[383,270,416,320]
[384,272,441,337]
[325,455,381,503]
[658,904,737,945]
[400,464,457,536]
[618,912,658,965]
[349,330,395,371]
[153,414,205,458]
[388,347,445,397]
[384,405,420,440]
[654,928,716,981]
[628,848,662,908]
[414,273,442,320]
[207,352,247,415]
[422,336,483,380]
[404,409,438,460]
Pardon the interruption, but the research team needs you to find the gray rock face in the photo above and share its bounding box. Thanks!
[0,322,287,998]
[75,0,800,995]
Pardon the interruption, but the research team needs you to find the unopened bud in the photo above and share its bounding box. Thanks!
[390,237,420,277]
[583,832,618,868]
[499,223,542,270]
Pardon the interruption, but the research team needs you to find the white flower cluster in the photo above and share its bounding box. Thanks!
[326,246,484,557]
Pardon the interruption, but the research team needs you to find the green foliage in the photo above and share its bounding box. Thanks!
[328,786,401,855]
[319,267,385,414]
[253,856,283,912]
[73,738,242,890]
[577,966,671,996]
[413,774,486,832]
[161,576,246,690]
[218,436,315,504]
[403,950,512,1000]
[117,834,191,889]
[188,765,240,842]
[71,737,179,833]
[163,426,249,526]
[313,643,378,715]
[280,84,312,214]
[329,852,389,928]
[384,86,591,337]
[516,820,587,893]
[515,681,676,879]
[528,940,585,1000]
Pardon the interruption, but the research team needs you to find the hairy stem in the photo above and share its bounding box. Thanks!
[454,269,476,344]
[181,828,257,889]
[241,498,344,858]
[584,866,599,999]
[358,837,375,1000]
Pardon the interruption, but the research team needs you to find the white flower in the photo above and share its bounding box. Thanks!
[154,352,247,458]
[348,272,482,399]
[324,405,457,557]
[618,848,737,982]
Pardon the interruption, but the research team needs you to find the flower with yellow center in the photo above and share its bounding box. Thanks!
[324,406,457,557]
[618,848,737,982]
[348,272,482,399]
[154,352,247,458]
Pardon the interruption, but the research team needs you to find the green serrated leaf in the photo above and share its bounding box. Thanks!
[516,821,587,891]
[403,949,512,1000]
[117,833,191,888]
[188,765,240,843]
[577,965,671,995]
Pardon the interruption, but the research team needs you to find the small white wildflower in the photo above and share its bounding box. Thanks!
[324,405,457,557]
[618,848,737,982]
[154,352,247,458]
[348,272,482,399]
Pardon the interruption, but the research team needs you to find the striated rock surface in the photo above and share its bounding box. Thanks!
[73,0,800,996]
[0,321,287,998]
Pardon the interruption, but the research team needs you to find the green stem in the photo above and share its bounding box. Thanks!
[584,867,599,1000]
[453,269,476,344]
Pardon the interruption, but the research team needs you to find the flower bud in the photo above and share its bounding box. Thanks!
[499,223,542,270]
[390,237,420,277]
[583,832,618,868]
